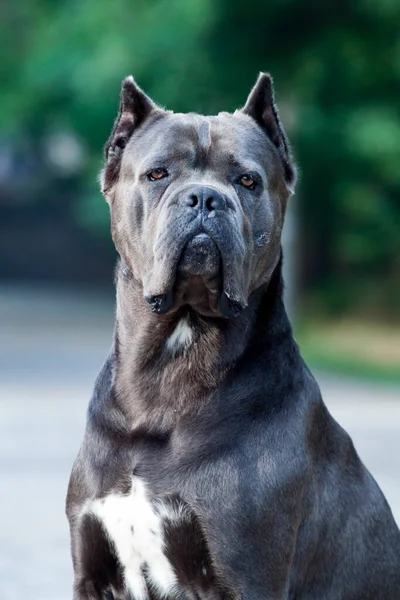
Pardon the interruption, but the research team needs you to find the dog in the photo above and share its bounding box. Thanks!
[66,73,400,600]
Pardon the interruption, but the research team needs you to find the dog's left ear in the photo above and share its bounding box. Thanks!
[242,73,296,194]
[102,76,158,194]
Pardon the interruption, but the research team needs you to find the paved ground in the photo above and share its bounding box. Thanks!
[0,287,399,600]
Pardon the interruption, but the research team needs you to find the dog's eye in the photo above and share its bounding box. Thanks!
[147,168,168,181]
[239,174,256,189]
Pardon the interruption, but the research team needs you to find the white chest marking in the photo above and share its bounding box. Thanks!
[90,478,177,599]
[166,318,193,353]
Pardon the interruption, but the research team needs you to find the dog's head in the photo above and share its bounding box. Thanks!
[101,74,296,318]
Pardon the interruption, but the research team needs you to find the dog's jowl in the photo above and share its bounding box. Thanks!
[66,74,400,600]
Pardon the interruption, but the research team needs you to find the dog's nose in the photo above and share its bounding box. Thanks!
[180,186,226,214]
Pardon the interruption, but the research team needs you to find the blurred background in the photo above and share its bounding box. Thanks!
[0,1,399,598]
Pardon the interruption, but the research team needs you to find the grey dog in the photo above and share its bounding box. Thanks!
[66,73,400,600]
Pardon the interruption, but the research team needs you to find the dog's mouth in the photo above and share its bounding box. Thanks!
[178,233,221,280]
[144,213,249,319]
[144,232,245,318]
[174,233,224,316]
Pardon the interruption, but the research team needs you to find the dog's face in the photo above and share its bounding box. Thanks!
[101,74,296,318]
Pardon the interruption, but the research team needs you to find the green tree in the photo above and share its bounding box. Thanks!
[1,0,399,316]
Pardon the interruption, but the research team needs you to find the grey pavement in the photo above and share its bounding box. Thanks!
[0,287,399,600]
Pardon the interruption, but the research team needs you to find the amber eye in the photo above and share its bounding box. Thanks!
[147,168,168,181]
[239,174,256,189]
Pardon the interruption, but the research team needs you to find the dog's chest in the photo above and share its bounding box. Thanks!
[89,477,215,599]
[90,477,179,599]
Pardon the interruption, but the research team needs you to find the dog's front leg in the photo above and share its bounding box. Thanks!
[191,461,302,600]
[72,580,106,600]
[201,518,295,600]
[68,511,123,600]
[236,583,290,600]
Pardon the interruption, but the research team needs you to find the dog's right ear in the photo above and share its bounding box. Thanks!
[242,73,296,195]
[101,76,157,194]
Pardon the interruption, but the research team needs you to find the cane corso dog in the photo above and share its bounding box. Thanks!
[66,74,400,600]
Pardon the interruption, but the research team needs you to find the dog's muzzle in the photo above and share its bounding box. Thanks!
[178,233,220,279]
[144,185,248,318]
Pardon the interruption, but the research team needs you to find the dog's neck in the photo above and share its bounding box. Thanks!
[112,259,292,431]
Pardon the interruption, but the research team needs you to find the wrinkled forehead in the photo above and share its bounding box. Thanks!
[124,111,275,174]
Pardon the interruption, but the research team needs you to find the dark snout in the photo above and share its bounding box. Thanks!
[175,185,247,318]
[179,233,220,279]
[175,185,227,281]
[144,183,249,318]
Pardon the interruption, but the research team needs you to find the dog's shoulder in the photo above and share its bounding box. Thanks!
[66,352,132,514]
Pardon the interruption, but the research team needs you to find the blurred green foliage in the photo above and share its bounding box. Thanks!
[1,0,400,316]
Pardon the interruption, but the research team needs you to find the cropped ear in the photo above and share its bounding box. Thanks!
[242,73,296,194]
[102,76,157,193]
